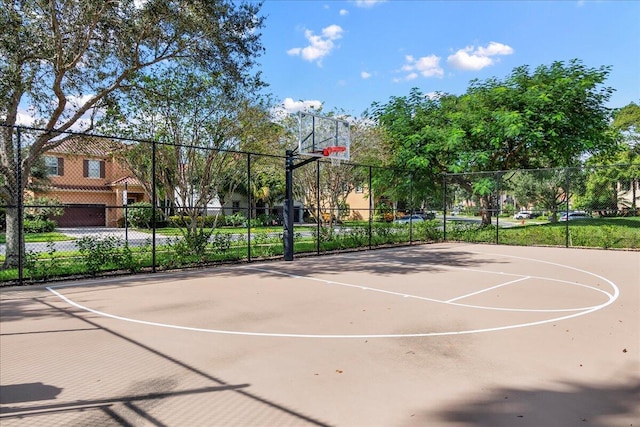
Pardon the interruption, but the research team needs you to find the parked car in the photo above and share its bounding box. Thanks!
[422,211,436,220]
[513,211,533,220]
[394,215,425,224]
[559,211,590,221]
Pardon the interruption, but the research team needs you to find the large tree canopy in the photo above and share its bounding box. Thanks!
[370,59,618,223]
[0,0,265,268]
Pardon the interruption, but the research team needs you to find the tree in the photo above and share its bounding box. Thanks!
[509,168,585,221]
[368,89,455,215]
[1,0,265,268]
[371,60,617,225]
[612,102,640,149]
[103,67,278,250]
[579,102,640,215]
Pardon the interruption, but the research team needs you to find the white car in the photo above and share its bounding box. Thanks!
[559,211,590,221]
[394,215,424,224]
[513,211,533,220]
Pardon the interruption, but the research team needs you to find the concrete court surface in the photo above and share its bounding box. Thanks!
[1,243,638,427]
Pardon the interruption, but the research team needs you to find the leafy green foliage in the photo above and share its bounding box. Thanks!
[23,218,56,233]
[1,0,266,269]
[76,236,127,276]
[370,60,616,225]
[127,202,161,228]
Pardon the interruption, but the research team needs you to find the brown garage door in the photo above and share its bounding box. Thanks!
[56,205,106,227]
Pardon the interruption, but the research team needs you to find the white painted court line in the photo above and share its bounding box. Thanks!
[46,248,621,339]
[242,267,607,313]
[45,284,617,339]
[446,276,531,303]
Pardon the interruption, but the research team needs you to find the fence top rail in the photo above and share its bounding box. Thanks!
[1,123,414,172]
[445,163,638,177]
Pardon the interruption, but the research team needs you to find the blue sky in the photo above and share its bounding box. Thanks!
[257,0,640,117]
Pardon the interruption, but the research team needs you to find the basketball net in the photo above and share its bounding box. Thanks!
[330,156,341,167]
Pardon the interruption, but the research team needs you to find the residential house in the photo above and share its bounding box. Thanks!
[618,178,639,214]
[345,185,371,220]
[32,137,147,227]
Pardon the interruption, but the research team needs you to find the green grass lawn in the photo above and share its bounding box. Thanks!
[0,231,73,244]
[457,216,640,249]
[1,216,637,284]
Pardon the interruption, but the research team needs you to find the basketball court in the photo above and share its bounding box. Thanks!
[1,243,638,426]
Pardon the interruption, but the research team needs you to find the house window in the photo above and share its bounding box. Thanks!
[355,186,364,194]
[232,201,240,214]
[83,159,105,178]
[45,156,63,176]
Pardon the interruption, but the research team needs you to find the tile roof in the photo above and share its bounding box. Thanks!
[46,135,125,157]
[108,176,144,186]
[45,184,112,192]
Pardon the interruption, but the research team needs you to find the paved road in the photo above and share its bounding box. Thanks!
[0,228,167,256]
[2,219,524,255]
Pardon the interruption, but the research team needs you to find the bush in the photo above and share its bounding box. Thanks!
[254,213,280,227]
[128,202,153,228]
[225,213,246,227]
[127,202,163,228]
[169,214,221,228]
[23,218,56,233]
[76,235,126,275]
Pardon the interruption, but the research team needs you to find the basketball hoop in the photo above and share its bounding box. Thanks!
[298,112,350,163]
[322,145,345,167]
[322,146,346,157]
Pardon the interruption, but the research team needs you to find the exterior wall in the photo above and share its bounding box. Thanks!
[618,179,639,212]
[345,187,371,220]
[33,141,148,227]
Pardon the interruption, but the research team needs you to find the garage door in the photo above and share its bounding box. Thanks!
[56,205,106,227]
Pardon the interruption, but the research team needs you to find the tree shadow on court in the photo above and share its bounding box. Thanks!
[0,298,334,426]
[216,247,507,279]
[0,298,75,323]
[431,376,640,426]
[0,382,62,404]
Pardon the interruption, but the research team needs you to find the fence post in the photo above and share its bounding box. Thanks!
[565,167,570,248]
[442,174,447,241]
[409,173,414,244]
[151,140,157,272]
[247,153,252,262]
[495,171,500,245]
[368,166,373,249]
[16,127,24,284]
[316,159,321,256]
[283,150,294,261]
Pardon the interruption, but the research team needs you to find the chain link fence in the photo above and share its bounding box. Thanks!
[443,166,640,248]
[1,126,432,285]
[1,125,638,285]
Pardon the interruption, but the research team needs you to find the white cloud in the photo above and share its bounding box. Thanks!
[281,98,323,114]
[15,109,37,126]
[447,41,514,71]
[269,98,325,121]
[354,0,386,8]
[339,9,349,16]
[397,54,443,81]
[68,94,94,109]
[287,25,344,65]
[322,24,343,39]
[361,71,372,79]
[476,41,514,57]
